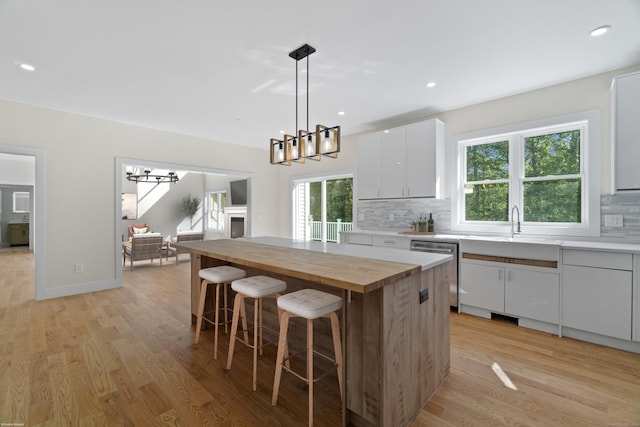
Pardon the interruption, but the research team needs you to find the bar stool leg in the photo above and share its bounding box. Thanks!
[240,297,249,344]
[307,318,314,427]
[226,292,244,370]
[194,279,209,344]
[213,283,222,359]
[224,284,229,334]
[252,297,260,391]
[329,312,343,398]
[271,310,291,405]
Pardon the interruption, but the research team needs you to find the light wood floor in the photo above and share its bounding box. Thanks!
[1,250,639,426]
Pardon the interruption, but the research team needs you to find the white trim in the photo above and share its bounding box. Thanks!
[290,169,356,241]
[451,111,600,238]
[39,278,120,300]
[0,143,46,300]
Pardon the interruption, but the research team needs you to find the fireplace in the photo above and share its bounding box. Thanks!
[230,217,245,238]
[224,207,247,238]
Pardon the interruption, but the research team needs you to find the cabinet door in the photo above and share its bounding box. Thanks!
[505,268,559,324]
[562,265,632,340]
[406,120,435,197]
[357,132,383,199]
[460,262,504,312]
[614,72,640,191]
[380,127,406,198]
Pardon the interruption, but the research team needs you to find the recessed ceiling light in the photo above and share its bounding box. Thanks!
[18,62,35,71]
[426,82,436,88]
[590,25,611,37]
[338,111,345,116]
[383,130,390,134]
[279,130,285,134]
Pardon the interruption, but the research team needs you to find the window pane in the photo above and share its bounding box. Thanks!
[326,178,353,222]
[309,182,321,222]
[524,179,581,223]
[466,141,509,181]
[464,183,509,221]
[524,130,580,177]
[220,192,226,209]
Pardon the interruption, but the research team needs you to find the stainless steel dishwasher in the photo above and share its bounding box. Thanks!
[410,240,459,308]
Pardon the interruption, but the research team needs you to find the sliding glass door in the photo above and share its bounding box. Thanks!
[292,175,353,243]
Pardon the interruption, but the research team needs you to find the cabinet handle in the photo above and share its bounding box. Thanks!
[407,188,411,196]
[402,188,405,197]
[508,270,512,281]
[498,270,503,280]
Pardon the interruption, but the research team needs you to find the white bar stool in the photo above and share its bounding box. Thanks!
[226,275,287,391]
[271,288,343,427]
[195,265,246,359]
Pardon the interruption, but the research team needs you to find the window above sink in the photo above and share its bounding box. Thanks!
[451,111,601,238]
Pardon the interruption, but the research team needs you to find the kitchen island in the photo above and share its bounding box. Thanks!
[177,237,453,427]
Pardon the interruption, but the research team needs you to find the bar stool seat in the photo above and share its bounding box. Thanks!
[195,265,246,359]
[226,275,287,391]
[272,288,343,427]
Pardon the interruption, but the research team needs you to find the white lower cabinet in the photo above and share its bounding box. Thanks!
[562,263,632,341]
[460,261,559,324]
[504,268,559,324]
[460,262,504,313]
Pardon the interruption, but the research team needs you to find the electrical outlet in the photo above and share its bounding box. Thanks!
[75,264,83,273]
[604,214,623,227]
[419,288,429,304]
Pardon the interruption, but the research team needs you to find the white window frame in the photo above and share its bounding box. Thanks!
[205,190,226,231]
[291,171,355,243]
[13,191,30,213]
[451,111,600,238]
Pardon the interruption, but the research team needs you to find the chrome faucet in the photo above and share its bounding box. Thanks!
[511,204,521,238]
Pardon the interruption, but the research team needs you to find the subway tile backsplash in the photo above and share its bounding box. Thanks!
[601,192,640,240]
[357,198,452,232]
[357,193,640,240]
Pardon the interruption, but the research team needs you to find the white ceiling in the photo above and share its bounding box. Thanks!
[1,0,639,151]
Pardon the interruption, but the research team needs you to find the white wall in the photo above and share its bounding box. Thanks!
[0,153,35,185]
[0,100,279,299]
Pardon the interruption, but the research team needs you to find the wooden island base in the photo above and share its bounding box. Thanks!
[180,239,451,427]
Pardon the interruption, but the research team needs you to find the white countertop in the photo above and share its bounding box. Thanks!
[242,236,453,271]
[342,230,640,253]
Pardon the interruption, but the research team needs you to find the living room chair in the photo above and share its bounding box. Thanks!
[123,233,164,270]
[128,223,151,239]
[167,231,204,264]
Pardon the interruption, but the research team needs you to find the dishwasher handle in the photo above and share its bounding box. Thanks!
[411,246,454,254]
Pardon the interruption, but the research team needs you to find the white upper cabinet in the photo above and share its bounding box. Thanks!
[406,119,443,198]
[381,127,407,198]
[612,71,640,191]
[357,132,382,199]
[357,118,445,199]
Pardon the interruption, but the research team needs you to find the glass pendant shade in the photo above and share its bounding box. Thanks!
[285,134,304,163]
[316,125,340,158]
[299,129,320,161]
[270,138,291,166]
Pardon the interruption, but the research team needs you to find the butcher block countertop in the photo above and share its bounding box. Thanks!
[176,236,452,294]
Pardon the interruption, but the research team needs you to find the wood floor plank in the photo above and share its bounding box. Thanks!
[1,249,639,426]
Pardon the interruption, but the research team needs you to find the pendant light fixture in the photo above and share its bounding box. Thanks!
[126,167,179,184]
[270,43,341,165]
